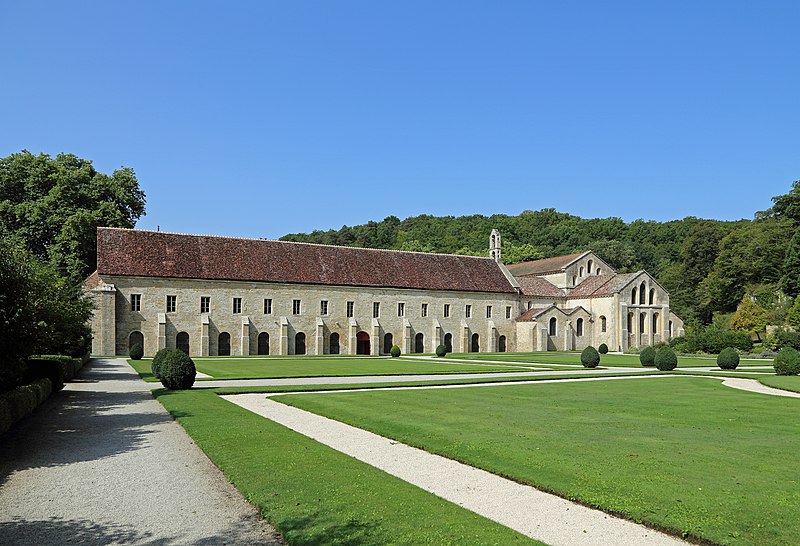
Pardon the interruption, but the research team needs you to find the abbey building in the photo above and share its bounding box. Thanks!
[86,227,684,356]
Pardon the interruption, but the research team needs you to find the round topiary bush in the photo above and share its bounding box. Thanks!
[655,346,678,371]
[581,346,600,368]
[598,343,609,354]
[159,349,196,390]
[390,344,401,358]
[639,346,656,367]
[151,348,171,379]
[717,347,740,370]
[435,344,447,357]
[774,347,800,376]
[129,343,144,360]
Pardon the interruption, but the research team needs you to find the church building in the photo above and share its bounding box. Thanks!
[86,227,683,357]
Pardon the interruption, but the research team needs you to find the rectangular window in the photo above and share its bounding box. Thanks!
[421,303,428,317]
[166,295,176,313]
[321,300,329,315]
[131,294,141,312]
[264,298,272,314]
[346,301,354,318]
[233,297,242,314]
[486,305,492,319]
[397,302,405,317]
[293,299,301,315]
[443,304,450,318]
[200,296,210,314]
[465,304,471,318]
[506,306,512,319]
[373,302,380,318]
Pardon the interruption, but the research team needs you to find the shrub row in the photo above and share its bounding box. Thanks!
[670,324,753,354]
[24,355,85,392]
[0,378,53,435]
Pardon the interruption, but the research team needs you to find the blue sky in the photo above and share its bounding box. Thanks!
[2,1,798,239]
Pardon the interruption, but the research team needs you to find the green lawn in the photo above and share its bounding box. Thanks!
[154,388,537,545]
[759,375,800,393]
[128,357,529,381]
[278,376,800,545]
[446,351,772,368]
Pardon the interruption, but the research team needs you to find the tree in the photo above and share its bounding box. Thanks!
[781,230,800,298]
[787,297,800,331]
[762,180,800,224]
[729,295,769,341]
[0,150,146,281]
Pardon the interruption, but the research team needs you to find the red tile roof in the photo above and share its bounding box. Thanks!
[506,252,587,277]
[96,228,517,294]
[568,274,615,297]
[516,276,565,298]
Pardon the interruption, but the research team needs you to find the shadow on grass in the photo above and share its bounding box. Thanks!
[279,512,378,545]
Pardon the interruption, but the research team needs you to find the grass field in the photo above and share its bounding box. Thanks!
[154,388,537,545]
[128,356,530,381]
[277,376,800,545]
[446,351,772,368]
[759,375,800,393]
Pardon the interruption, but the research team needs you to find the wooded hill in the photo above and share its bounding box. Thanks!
[281,182,800,326]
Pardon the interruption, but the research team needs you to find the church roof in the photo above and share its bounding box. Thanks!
[95,228,517,294]
[516,276,566,298]
[506,252,588,277]
[515,305,587,322]
[568,272,641,297]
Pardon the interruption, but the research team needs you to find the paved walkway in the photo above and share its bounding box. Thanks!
[0,358,281,545]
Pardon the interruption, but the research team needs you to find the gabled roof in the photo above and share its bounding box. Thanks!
[96,228,517,294]
[568,274,616,297]
[516,304,589,322]
[516,276,565,298]
[506,252,588,277]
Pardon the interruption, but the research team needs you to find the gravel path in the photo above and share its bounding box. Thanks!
[0,358,282,545]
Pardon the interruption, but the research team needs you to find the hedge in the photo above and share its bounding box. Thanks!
[0,378,53,435]
[23,354,87,392]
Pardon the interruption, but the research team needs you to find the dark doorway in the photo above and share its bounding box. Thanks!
[356,331,370,355]
[330,333,340,354]
[414,332,424,353]
[444,333,452,353]
[258,332,270,355]
[129,331,144,354]
[176,332,190,354]
[218,332,231,356]
[498,335,506,352]
[295,332,306,355]
[383,333,393,354]
[471,333,480,352]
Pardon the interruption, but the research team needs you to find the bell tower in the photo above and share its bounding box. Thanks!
[489,229,502,263]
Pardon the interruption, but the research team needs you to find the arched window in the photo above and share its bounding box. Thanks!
[356,331,370,355]
[576,318,584,337]
[471,333,480,352]
[129,331,144,353]
[596,268,602,275]
[573,276,577,285]
[639,313,646,334]
[587,260,593,274]
[639,282,646,304]
[649,288,656,305]
[627,312,633,332]
[258,332,270,355]
[444,333,453,353]
[669,320,674,338]
[329,333,340,354]
[498,335,507,352]
[295,332,306,355]
[218,332,231,356]
[549,317,557,336]
[383,333,393,354]
[176,332,190,354]
[600,316,607,333]
[631,288,637,304]
[414,332,424,353]
[579,266,584,277]
[652,313,659,334]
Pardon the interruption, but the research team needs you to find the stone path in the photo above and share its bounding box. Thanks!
[0,358,282,545]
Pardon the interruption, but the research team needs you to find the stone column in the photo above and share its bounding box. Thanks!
[487,320,497,352]
[279,316,289,356]
[461,321,470,352]
[538,326,548,352]
[201,315,210,356]
[315,318,325,355]
[157,313,167,351]
[241,316,250,356]
[564,320,573,351]
[403,319,412,355]
[619,302,628,353]
[372,319,381,356]
[348,318,358,355]
[432,319,442,351]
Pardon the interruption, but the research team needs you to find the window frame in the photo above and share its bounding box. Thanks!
[320,300,329,316]
[233,297,242,314]
[200,296,210,314]
[293,299,302,315]
[166,295,176,313]
[397,302,405,317]
[486,305,492,319]
[346,301,354,318]
[443,304,451,318]
[421,303,428,317]
[373,302,380,318]
[131,294,141,312]
[264,298,273,314]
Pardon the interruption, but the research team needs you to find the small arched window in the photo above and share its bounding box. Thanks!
[669,320,674,338]
[549,317,557,336]
[576,318,584,337]
[649,288,656,305]
[639,313,646,333]
[587,260,593,274]
[600,315,607,333]
[627,312,633,332]
[573,276,577,285]
[639,282,646,304]
[579,266,584,277]
[631,288,637,304]
[596,268,601,275]
[652,313,659,334]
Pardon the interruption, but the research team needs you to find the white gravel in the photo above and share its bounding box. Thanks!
[0,358,281,545]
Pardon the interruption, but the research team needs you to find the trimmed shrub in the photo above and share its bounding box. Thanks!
[129,343,144,360]
[152,348,171,379]
[390,345,401,358]
[639,346,656,366]
[774,347,800,376]
[25,356,72,391]
[0,378,53,435]
[655,346,678,371]
[598,343,609,354]
[435,344,447,357]
[581,346,600,368]
[717,347,740,370]
[159,350,196,390]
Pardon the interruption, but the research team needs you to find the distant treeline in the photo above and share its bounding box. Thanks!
[281,182,800,325]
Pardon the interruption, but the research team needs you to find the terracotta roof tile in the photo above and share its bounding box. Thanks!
[516,307,547,321]
[96,228,517,294]
[83,270,101,289]
[516,276,565,298]
[506,252,587,277]
[568,274,615,297]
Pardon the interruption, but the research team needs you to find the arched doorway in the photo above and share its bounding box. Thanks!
[129,331,144,353]
[444,333,452,353]
[330,333,340,354]
[356,331,370,355]
[471,333,480,352]
[258,332,270,355]
[383,333,393,354]
[218,332,231,356]
[498,335,506,352]
[414,332,424,353]
[176,332,190,354]
[295,332,306,355]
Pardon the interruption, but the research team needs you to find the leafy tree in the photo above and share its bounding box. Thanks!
[0,150,146,281]
[780,230,800,298]
[787,297,800,331]
[762,180,800,224]
[729,295,769,341]
[501,242,545,264]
